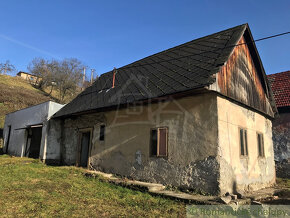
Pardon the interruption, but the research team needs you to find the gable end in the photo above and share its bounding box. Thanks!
[216,28,276,117]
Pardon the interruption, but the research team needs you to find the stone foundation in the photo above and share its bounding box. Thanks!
[91,156,220,195]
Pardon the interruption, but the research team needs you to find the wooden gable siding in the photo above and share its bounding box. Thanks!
[217,36,274,117]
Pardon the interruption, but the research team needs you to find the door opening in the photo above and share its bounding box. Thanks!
[5,125,11,153]
[27,127,42,158]
[79,131,91,168]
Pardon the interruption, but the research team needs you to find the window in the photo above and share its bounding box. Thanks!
[257,133,265,157]
[150,127,168,157]
[99,125,105,141]
[239,128,248,156]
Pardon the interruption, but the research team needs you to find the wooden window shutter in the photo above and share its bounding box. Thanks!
[261,134,265,157]
[240,129,245,155]
[244,130,248,156]
[157,128,168,157]
[257,133,265,157]
[239,128,248,156]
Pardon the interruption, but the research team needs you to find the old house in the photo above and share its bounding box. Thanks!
[268,71,290,178]
[50,24,276,195]
[3,101,64,162]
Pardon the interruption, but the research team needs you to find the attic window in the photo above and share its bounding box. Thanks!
[150,127,168,157]
[239,128,248,156]
[257,133,265,157]
[99,125,105,141]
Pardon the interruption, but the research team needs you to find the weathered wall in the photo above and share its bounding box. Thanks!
[272,112,290,178]
[61,93,220,194]
[216,36,274,117]
[45,119,62,164]
[217,96,275,194]
[62,113,104,165]
[272,112,290,162]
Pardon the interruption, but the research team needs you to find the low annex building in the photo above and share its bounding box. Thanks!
[3,101,64,163]
[268,71,290,178]
[50,24,276,195]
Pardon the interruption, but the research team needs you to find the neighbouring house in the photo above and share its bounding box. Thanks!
[48,24,276,195]
[17,71,41,84]
[3,101,64,163]
[268,71,290,178]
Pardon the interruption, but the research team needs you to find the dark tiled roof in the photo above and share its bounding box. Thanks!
[268,71,290,108]
[54,24,247,118]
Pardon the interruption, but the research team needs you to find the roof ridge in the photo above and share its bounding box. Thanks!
[122,24,247,68]
[94,23,248,81]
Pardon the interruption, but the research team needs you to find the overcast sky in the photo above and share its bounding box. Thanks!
[0,0,289,77]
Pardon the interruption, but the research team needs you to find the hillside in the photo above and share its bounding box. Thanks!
[0,74,56,129]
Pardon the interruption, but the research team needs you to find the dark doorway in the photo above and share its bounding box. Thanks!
[79,131,91,167]
[28,127,42,158]
[5,126,11,153]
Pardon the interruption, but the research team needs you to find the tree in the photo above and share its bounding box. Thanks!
[27,58,55,89]
[0,60,16,75]
[28,58,84,103]
[55,58,84,102]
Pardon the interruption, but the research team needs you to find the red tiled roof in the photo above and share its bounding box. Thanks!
[268,71,290,108]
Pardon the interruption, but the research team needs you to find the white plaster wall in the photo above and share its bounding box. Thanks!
[217,96,276,194]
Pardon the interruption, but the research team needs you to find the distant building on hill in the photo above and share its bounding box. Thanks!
[17,71,41,84]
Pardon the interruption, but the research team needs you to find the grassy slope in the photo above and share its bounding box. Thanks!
[0,155,185,217]
[0,75,54,129]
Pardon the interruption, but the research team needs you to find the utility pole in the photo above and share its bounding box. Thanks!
[112,67,117,88]
[82,67,86,90]
[90,69,95,85]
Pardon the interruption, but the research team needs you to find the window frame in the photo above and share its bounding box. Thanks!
[257,132,265,158]
[150,127,168,158]
[239,127,249,157]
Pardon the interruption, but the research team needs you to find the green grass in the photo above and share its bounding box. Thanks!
[0,75,41,91]
[0,155,185,217]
